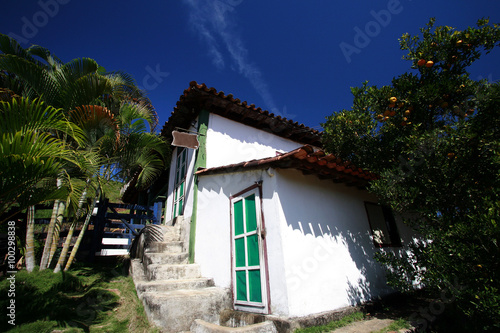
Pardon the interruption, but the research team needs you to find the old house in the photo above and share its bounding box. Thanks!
[158,81,414,317]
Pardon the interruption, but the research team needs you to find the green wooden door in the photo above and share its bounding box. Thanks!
[232,191,267,311]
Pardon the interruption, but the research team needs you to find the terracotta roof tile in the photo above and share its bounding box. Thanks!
[160,81,322,146]
[195,145,378,188]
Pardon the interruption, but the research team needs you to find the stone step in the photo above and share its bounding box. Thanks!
[146,263,202,281]
[191,319,277,333]
[146,241,184,253]
[130,258,147,283]
[161,225,182,242]
[144,252,189,265]
[136,277,215,293]
[141,287,231,333]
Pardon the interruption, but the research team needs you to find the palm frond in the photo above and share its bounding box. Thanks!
[26,45,63,67]
[129,224,164,259]
[0,34,37,63]
[0,54,60,104]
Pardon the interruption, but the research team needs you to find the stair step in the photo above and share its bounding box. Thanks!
[141,287,231,332]
[146,241,183,253]
[136,277,215,293]
[130,258,147,282]
[144,252,189,265]
[191,319,277,333]
[161,225,182,242]
[146,263,202,281]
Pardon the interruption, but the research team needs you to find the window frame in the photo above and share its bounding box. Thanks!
[172,148,188,218]
[229,184,271,314]
[364,202,402,248]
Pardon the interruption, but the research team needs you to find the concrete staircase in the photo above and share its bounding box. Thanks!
[130,223,232,332]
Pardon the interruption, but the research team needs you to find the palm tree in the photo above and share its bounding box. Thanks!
[62,103,169,271]
[1,34,162,271]
[0,97,86,221]
[0,97,91,270]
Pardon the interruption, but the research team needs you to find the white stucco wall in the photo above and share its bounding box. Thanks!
[274,168,415,317]
[205,114,306,168]
[195,167,415,318]
[165,113,308,223]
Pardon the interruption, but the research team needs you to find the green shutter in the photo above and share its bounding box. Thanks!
[232,192,265,307]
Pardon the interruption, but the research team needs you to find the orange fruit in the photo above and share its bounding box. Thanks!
[389,96,397,103]
[388,103,396,108]
[417,59,426,66]
[426,61,434,67]
[456,40,463,46]
[404,110,411,116]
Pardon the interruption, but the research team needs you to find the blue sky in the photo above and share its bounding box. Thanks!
[1,0,499,131]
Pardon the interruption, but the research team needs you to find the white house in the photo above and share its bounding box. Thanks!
[160,81,415,318]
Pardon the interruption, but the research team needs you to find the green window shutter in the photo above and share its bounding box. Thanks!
[232,191,266,309]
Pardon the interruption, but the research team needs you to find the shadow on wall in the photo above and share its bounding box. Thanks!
[277,171,392,306]
[196,168,394,308]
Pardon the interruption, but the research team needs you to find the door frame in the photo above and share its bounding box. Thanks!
[229,183,271,314]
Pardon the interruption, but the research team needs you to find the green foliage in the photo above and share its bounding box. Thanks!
[294,312,364,333]
[322,18,500,332]
[6,321,59,333]
[1,33,170,270]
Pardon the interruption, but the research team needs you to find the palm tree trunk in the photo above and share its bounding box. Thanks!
[64,198,97,271]
[47,200,65,267]
[53,180,90,273]
[25,205,36,272]
[39,200,61,269]
[53,221,74,273]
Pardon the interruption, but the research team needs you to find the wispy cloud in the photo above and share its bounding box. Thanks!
[184,0,278,113]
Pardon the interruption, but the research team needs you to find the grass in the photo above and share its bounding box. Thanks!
[0,258,159,333]
[370,318,412,333]
[294,312,365,333]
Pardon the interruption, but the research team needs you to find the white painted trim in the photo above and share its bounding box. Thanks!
[101,238,130,245]
[96,249,129,256]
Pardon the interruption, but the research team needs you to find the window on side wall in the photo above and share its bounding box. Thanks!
[173,148,188,218]
[364,202,401,247]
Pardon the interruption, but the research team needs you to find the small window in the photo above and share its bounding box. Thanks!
[364,202,401,247]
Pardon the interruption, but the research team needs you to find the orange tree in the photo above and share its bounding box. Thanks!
[322,18,500,331]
